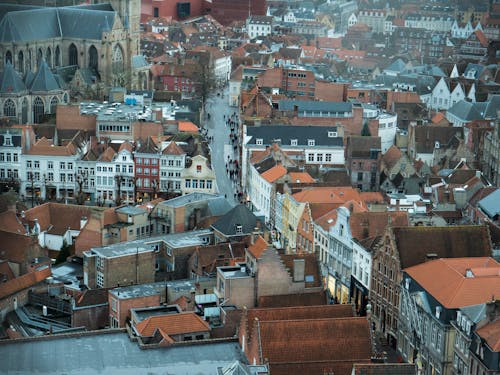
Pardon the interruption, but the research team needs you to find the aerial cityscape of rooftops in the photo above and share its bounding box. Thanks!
[0,0,499,373]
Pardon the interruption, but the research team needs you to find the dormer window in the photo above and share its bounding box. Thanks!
[328,131,337,138]
[235,224,243,234]
[308,139,315,146]
[3,133,12,146]
[291,139,298,146]
[436,306,442,319]
[256,138,263,145]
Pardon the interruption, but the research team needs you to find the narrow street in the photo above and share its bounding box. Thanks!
[203,87,242,207]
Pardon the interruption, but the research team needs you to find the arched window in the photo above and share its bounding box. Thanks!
[55,46,61,67]
[33,97,44,123]
[3,99,16,117]
[28,50,32,71]
[22,98,28,123]
[112,44,124,74]
[37,48,43,68]
[50,97,58,114]
[69,43,78,66]
[88,45,98,72]
[18,51,24,74]
[46,47,52,68]
[5,50,12,65]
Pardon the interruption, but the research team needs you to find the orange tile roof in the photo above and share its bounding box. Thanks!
[178,121,199,133]
[393,225,492,269]
[135,312,210,337]
[350,211,408,241]
[314,208,338,230]
[405,257,500,309]
[316,36,342,49]
[474,29,488,47]
[359,192,385,204]
[288,172,314,183]
[258,291,327,308]
[259,317,371,371]
[382,145,403,169]
[261,164,287,183]
[118,141,133,153]
[431,112,446,124]
[476,319,500,352]
[162,141,185,156]
[250,149,269,164]
[247,236,268,259]
[0,211,26,234]
[293,187,362,206]
[244,305,355,342]
[0,266,51,299]
[98,146,116,162]
[26,137,77,156]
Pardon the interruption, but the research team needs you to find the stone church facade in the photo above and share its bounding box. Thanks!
[0,0,148,123]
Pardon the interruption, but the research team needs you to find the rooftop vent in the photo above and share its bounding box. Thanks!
[465,268,474,278]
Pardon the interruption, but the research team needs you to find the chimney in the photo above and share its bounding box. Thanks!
[486,300,497,322]
[240,306,248,352]
[293,259,305,282]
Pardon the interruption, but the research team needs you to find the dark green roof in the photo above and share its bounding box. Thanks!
[0,61,27,93]
[29,60,62,92]
[211,204,258,237]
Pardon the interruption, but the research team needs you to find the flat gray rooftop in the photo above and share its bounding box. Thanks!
[0,332,244,374]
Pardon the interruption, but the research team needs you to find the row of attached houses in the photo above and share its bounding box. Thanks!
[2,126,215,205]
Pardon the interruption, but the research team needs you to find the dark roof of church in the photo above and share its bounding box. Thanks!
[0,5,116,42]
[0,61,27,93]
[29,60,62,92]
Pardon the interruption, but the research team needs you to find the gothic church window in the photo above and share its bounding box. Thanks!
[18,51,24,74]
[112,44,124,73]
[69,44,78,66]
[55,46,61,67]
[5,51,12,65]
[46,48,52,67]
[33,97,44,123]
[88,45,98,72]
[22,98,28,123]
[3,99,16,117]
[37,48,43,68]
[50,97,58,114]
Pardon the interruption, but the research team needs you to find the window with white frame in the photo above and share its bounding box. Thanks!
[308,139,315,146]
[291,139,298,146]
[256,138,263,145]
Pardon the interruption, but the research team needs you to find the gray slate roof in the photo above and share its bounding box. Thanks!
[0,332,244,374]
[447,100,486,122]
[246,125,343,147]
[279,100,352,112]
[0,6,116,42]
[0,61,26,93]
[384,58,407,73]
[29,60,63,92]
[211,204,258,237]
[478,189,500,219]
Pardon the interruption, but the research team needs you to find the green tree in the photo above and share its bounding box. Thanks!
[56,240,70,265]
[361,122,371,136]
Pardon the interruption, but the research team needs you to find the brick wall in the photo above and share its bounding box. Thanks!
[72,304,109,330]
[104,251,155,288]
[227,277,255,308]
[110,293,161,327]
[257,249,293,298]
